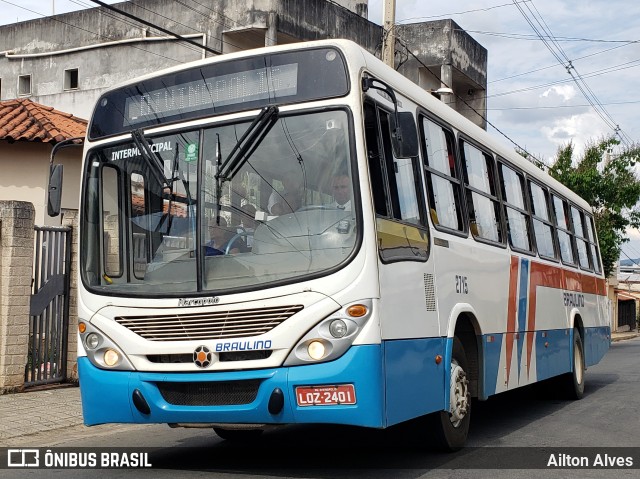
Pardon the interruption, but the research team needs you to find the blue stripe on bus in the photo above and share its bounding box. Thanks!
[584,325,611,367]
[482,333,503,399]
[517,258,529,382]
[78,345,386,428]
[383,337,447,426]
[534,329,571,381]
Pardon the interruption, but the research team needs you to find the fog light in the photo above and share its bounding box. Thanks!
[85,333,100,350]
[308,341,326,360]
[329,319,348,338]
[104,349,120,366]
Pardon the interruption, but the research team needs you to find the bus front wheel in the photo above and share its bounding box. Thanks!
[427,337,471,451]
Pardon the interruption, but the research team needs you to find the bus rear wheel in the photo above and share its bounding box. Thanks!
[558,328,585,400]
[427,337,471,451]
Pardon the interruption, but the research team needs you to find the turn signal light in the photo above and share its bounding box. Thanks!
[347,304,367,317]
[78,322,86,334]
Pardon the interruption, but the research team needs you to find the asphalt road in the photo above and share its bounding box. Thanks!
[3,337,640,478]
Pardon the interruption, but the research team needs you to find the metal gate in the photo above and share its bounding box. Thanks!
[25,226,72,387]
[618,299,637,332]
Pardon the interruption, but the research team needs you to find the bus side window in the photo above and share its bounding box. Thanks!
[499,162,532,253]
[529,181,557,260]
[461,141,503,244]
[364,102,389,217]
[364,101,428,262]
[552,194,576,265]
[586,215,602,273]
[571,206,591,270]
[421,118,464,232]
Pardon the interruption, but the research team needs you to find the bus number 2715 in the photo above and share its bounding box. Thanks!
[455,275,469,294]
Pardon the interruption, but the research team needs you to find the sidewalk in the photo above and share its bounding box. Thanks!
[0,385,83,445]
[1,332,637,444]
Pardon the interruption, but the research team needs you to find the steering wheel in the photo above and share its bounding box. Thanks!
[224,230,254,254]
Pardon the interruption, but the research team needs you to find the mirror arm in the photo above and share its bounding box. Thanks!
[49,137,84,166]
[362,77,402,143]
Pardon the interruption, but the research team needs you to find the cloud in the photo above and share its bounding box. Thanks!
[541,112,608,154]
[541,85,577,102]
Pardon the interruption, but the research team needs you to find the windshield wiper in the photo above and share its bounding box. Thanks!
[217,106,279,181]
[215,106,279,223]
[131,129,169,188]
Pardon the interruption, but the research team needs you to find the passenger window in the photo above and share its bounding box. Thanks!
[552,195,576,265]
[571,206,591,270]
[422,118,463,231]
[462,142,502,243]
[529,182,557,260]
[586,215,602,274]
[500,163,531,252]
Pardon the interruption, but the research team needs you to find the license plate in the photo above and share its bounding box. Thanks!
[296,384,356,406]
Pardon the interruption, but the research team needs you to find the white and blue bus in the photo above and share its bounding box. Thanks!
[50,39,610,450]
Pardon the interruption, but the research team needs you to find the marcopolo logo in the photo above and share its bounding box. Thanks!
[8,449,39,468]
[178,296,220,307]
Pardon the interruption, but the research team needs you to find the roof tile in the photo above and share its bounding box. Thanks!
[0,98,87,143]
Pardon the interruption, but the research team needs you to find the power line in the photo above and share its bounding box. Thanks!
[0,0,190,64]
[397,1,532,23]
[88,0,218,55]
[511,0,633,147]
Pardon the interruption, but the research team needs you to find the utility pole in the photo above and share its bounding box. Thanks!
[382,0,396,68]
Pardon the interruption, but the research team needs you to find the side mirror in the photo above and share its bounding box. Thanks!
[391,112,419,158]
[47,164,63,217]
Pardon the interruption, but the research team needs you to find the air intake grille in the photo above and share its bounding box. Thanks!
[115,305,303,342]
[157,380,262,406]
[424,274,436,311]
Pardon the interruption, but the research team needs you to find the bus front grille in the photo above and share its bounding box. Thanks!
[157,380,262,406]
[114,305,303,341]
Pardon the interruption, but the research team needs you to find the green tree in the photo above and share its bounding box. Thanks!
[547,137,640,277]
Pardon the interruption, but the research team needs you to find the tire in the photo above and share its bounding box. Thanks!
[559,328,585,400]
[426,337,471,451]
[213,427,263,441]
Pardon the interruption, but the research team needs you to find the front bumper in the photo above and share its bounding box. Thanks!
[79,344,384,428]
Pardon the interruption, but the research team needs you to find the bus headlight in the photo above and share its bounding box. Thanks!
[284,300,373,366]
[85,333,101,350]
[329,319,348,338]
[308,340,327,360]
[78,321,134,371]
[104,349,120,367]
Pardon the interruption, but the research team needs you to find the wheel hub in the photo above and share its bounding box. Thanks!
[449,362,470,427]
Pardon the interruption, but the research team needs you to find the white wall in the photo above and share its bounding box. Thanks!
[0,141,82,226]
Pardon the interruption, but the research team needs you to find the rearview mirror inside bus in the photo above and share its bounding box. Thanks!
[47,164,63,217]
[391,112,419,158]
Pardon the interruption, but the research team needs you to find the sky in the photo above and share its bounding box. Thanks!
[3,0,640,262]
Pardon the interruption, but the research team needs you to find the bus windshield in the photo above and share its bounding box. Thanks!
[81,109,357,296]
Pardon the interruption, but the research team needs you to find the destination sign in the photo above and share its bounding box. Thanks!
[89,47,349,140]
[124,64,298,126]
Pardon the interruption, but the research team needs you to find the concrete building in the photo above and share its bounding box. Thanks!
[0,0,487,127]
[0,99,86,226]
